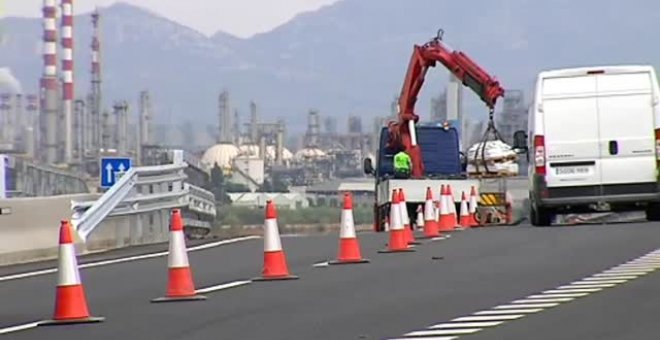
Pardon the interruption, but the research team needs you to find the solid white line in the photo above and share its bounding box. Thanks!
[528,293,589,298]
[513,297,575,303]
[405,329,481,336]
[430,321,504,329]
[495,303,559,309]
[0,236,260,283]
[389,337,457,340]
[543,288,603,294]
[0,321,40,335]
[558,284,615,289]
[195,280,252,294]
[572,279,628,285]
[475,308,543,315]
[583,276,638,281]
[452,315,525,322]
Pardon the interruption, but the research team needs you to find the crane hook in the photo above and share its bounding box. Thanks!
[435,29,445,41]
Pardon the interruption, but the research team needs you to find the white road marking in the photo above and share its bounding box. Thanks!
[313,261,329,268]
[527,293,589,298]
[429,321,504,329]
[389,337,457,340]
[0,236,260,283]
[594,272,647,277]
[513,297,575,303]
[0,321,40,335]
[474,308,543,315]
[405,329,481,336]
[543,288,603,294]
[583,276,638,281]
[452,315,525,322]
[495,303,559,309]
[602,268,655,274]
[558,284,615,289]
[196,280,252,294]
[572,279,628,285]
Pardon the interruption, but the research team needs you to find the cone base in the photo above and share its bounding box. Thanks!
[252,275,299,281]
[151,294,207,303]
[407,240,422,245]
[39,316,105,326]
[328,258,370,265]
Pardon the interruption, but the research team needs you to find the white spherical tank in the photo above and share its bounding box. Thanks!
[202,143,239,171]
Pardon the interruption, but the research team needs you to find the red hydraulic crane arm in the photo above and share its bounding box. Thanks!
[389,30,505,178]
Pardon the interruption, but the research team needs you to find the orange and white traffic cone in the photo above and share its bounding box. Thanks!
[447,185,459,229]
[379,189,415,253]
[469,186,479,227]
[253,200,299,280]
[438,185,454,232]
[423,187,440,238]
[399,189,420,245]
[415,205,424,230]
[39,221,104,325]
[459,191,472,228]
[152,209,206,302]
[329,193,369,265]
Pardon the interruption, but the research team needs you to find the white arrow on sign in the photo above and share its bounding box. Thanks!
[105,162,114,183]
[116,162,126,180]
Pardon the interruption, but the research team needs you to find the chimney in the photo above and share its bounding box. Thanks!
[61,0,74,163]
[41,0,59,163]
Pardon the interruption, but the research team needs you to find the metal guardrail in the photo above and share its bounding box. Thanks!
[71,150,216,242]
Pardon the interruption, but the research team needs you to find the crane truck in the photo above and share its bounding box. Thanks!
[364,30,514,231]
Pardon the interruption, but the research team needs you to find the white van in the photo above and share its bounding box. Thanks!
[516,65,660,226]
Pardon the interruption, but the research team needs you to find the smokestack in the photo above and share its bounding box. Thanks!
[113,101,129,155]
[0,94,11,146]
[41,0,59,163]
[14,94,24,151]
[250,101,258,143]
[26,94,39,158]
[137,90,152,165]
[61,0,74,163]
[73,99,85,160]
[218,90,231,143]
[90,9,102,154]
[233,109,240,146]
[276,119,285,165]
[306,109,320,148]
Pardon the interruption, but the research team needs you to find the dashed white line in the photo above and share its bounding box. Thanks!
[527,293,590,299]
[594,272,647,277]
[543,288,603,294]
[572,279,628,285]
[195,280,252,294]
[0,322,40,335]
[474,308,543,315]
[0,236,260,283]
[405,329,481,336]
[583,276,638,281]
[429,321,504,329]
[558,284,615,289]
[513,297,575,303]
[389,337,457,340]
[495,303,559,309]
[452,315,525,322]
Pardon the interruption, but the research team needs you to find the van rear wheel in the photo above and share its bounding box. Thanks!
[645,202,660,221]
[531,202,552,226]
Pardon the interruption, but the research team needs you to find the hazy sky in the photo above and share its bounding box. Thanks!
[2,0,341,37]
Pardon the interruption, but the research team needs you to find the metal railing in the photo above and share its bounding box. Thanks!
[71,150,216,242]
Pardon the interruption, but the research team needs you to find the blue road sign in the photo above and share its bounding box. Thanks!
[100,157,132,188]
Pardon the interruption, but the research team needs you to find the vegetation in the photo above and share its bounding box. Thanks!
[215,205,374,228]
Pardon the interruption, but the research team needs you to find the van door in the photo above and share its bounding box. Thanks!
[542,76,602,187]
[596,72,656,187]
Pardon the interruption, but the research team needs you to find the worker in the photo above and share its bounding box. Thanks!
[393,148,412,178]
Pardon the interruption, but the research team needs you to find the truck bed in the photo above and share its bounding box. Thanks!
[377,178,481,205]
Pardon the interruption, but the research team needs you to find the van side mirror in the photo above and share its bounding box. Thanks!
[363,157,375,176]
[512,130,528,152]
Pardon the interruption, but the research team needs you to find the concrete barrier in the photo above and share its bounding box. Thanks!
[0,194,171,266]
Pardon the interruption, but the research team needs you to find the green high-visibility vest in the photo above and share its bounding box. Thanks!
[394,151,411,172]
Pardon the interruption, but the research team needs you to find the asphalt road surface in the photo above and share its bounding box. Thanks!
[2,222,660,340]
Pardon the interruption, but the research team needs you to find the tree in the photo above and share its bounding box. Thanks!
[208,162,230,204]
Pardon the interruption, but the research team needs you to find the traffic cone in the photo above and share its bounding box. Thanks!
[438,185,454,232]
[39,221,104,326]
[415,205,424,230]
[379,189,415,253]
[469,186,479,227]
[253,200,299,280]
[329,193,369,265]
[423,187,440,238]
[399,189,420,245]
[459,191,472,228]
[447,185,459,228]
[152,209,206,302]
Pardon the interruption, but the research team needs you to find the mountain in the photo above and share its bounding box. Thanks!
[2,0,660,140]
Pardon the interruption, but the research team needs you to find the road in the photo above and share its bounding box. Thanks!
[1,222,660,340]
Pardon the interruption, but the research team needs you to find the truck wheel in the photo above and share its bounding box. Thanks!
[530,202,552,226]
[645,202,660,221]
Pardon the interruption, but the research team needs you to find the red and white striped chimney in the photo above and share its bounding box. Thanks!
[61,0,74,162]
[41,0,59,163]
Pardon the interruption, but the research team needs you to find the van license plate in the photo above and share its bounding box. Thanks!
[555,166,591,175]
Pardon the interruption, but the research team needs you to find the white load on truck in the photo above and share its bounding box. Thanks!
[466,140,519,176]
